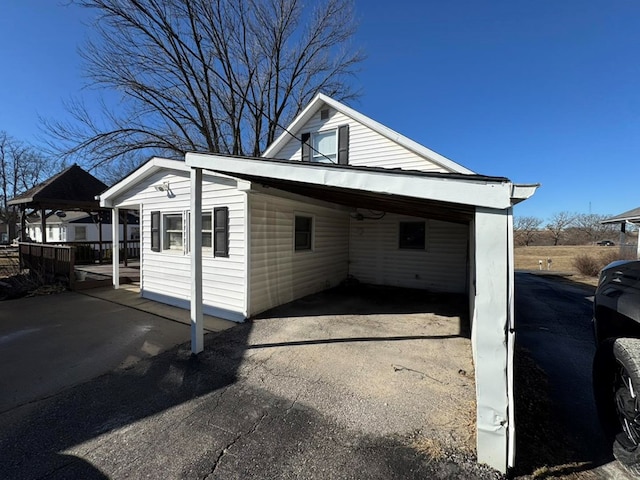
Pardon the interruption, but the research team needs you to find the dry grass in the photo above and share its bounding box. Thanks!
[514,245,634,287]
[514,245,613,272]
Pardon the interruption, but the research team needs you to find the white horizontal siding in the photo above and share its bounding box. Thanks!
[249,192,349,316]
[118,170,247,321]
[349,214,468,293]
[274,109,448,173]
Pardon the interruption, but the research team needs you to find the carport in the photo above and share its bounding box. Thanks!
[184,153,537,472]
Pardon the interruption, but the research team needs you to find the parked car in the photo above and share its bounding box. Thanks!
[597,240,615,246]
[593,260,640,473]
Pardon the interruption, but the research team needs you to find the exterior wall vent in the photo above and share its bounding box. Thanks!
[320,108,330,120]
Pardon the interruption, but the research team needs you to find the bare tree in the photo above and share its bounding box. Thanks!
[45,0,364,171]
[546,211,576,246]
[514,216,543,246]
[573,213,618,244]
[0,132,53,240]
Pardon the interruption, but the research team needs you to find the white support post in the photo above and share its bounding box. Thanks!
[506,207,516,469]
[112,207,120,289]
[473,207,512,473]
[190,168,204,354]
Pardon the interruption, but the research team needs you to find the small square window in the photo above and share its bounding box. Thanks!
[295,215,313,251]
[75,226,87,241]
[399,221,426,250]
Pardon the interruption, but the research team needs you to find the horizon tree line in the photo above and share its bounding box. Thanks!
[514,212,628,246]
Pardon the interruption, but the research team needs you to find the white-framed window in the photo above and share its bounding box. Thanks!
[163,213,183,251]
[75,226,87,241]
[294,215,313,251]
[311,130,337,163]
[202,212,213,249]
[301,125,349,165]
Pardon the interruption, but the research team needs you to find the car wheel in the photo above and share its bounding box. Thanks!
[594,338,640,474]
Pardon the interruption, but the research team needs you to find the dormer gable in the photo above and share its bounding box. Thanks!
[262,93,474,175]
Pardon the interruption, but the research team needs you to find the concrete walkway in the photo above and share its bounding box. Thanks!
[78,285,235,334]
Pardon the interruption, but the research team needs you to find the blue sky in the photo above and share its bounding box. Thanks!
[1,1,639,221]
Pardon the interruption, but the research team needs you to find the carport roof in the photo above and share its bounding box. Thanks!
[601,206,640,224]
[185,153,536,222]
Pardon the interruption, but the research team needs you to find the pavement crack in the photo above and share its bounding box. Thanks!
[204,412,269,479]
[392,364,445,385]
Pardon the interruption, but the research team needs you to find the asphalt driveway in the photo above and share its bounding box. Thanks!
[0,285,500,479]
[0,291,192,412]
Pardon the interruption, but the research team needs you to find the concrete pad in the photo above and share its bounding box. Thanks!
[245,286,476,452]
[78,286,235,333]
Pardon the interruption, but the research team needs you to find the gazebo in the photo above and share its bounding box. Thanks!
[601,206,640,259]
[8,164,108,243]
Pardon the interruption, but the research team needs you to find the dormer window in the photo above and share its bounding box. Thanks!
[301,125,349,165]
[312,130,337,163]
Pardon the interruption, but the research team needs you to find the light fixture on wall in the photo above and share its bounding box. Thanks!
[153,181,175,198]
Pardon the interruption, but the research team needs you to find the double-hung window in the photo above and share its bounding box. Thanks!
[163,214,183,251]
[202,212,213,249]
[294,215,313,251]
[150,208,228,255]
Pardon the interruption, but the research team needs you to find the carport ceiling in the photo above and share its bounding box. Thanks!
[244,175,475,224]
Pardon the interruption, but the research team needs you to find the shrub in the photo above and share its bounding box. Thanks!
[573,249,638,277]
[573,254,603,277]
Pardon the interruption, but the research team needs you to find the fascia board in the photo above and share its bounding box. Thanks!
[186,153,512,210]
[99,157,189,207]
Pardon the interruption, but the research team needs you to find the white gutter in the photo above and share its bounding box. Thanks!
[510,184,540,205]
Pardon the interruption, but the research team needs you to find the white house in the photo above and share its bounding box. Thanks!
[25,211,140,244]
[99,93,538,473]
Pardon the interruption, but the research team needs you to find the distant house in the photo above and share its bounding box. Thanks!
[99,93,538,473]
[25,211,139,244]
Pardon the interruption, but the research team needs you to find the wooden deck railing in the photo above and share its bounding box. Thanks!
[18,240,141,288]
[52,240,141,265]
[19,243,76,287]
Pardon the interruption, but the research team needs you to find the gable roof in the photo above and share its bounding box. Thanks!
[99,157,190,207]
[8,164,108,210]
[262,93,475,175]
[602,206,640,224]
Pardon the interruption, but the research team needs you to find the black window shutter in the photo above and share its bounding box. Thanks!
[214,207,229,257]
[338,125,349,165]
[301,132,311,162]
[150,211,160,252]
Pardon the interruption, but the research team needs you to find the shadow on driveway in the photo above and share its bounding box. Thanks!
[0,285,495,479]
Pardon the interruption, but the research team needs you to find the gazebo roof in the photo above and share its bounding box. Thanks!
[8,165,108,210]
